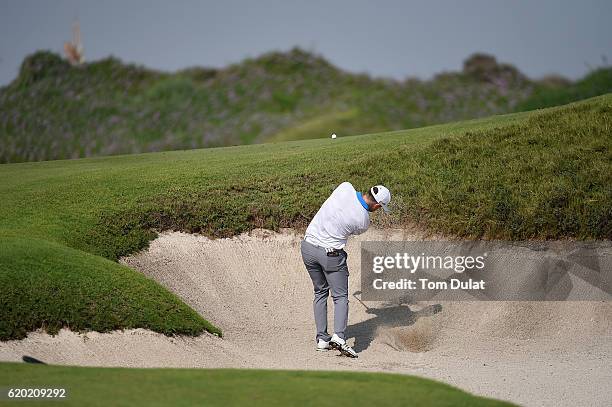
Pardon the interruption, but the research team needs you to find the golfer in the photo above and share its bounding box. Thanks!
[301,182,391,358]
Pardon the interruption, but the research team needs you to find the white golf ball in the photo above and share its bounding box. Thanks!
[331,133,337,139]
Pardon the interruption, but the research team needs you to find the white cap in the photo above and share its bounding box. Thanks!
[371,185,391,213]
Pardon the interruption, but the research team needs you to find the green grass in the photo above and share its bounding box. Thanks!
[269,109,362,142]
[0,48,551,163]
[0,95,610,340]
[517,67,612,111]
[3,50,610,164]
[0,363,516,407]
[0,237,219,340]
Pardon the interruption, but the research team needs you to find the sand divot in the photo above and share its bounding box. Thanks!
[377,317,440,353]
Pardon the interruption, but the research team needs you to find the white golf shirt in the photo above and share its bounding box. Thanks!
[305,182,370,249]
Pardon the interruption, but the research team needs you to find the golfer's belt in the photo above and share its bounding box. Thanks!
[325,247,342,257]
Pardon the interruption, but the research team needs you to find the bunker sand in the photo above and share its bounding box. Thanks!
[1,229,610,407]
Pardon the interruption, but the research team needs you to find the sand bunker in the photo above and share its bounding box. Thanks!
[1,229,610,407]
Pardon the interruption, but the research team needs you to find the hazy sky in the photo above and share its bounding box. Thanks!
[1,0,610,86]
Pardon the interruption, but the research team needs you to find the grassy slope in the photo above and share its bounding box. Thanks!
[3,50,610,165]
[0,49,537,163]
[0,363,516,407]
[517,67,612,111]
[0,237,219,340]
[1,95,610,340]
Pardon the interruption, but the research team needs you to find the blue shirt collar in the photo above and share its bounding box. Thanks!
[356,192,369,211]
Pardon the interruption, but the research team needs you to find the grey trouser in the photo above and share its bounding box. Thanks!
[300,239,349,342]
